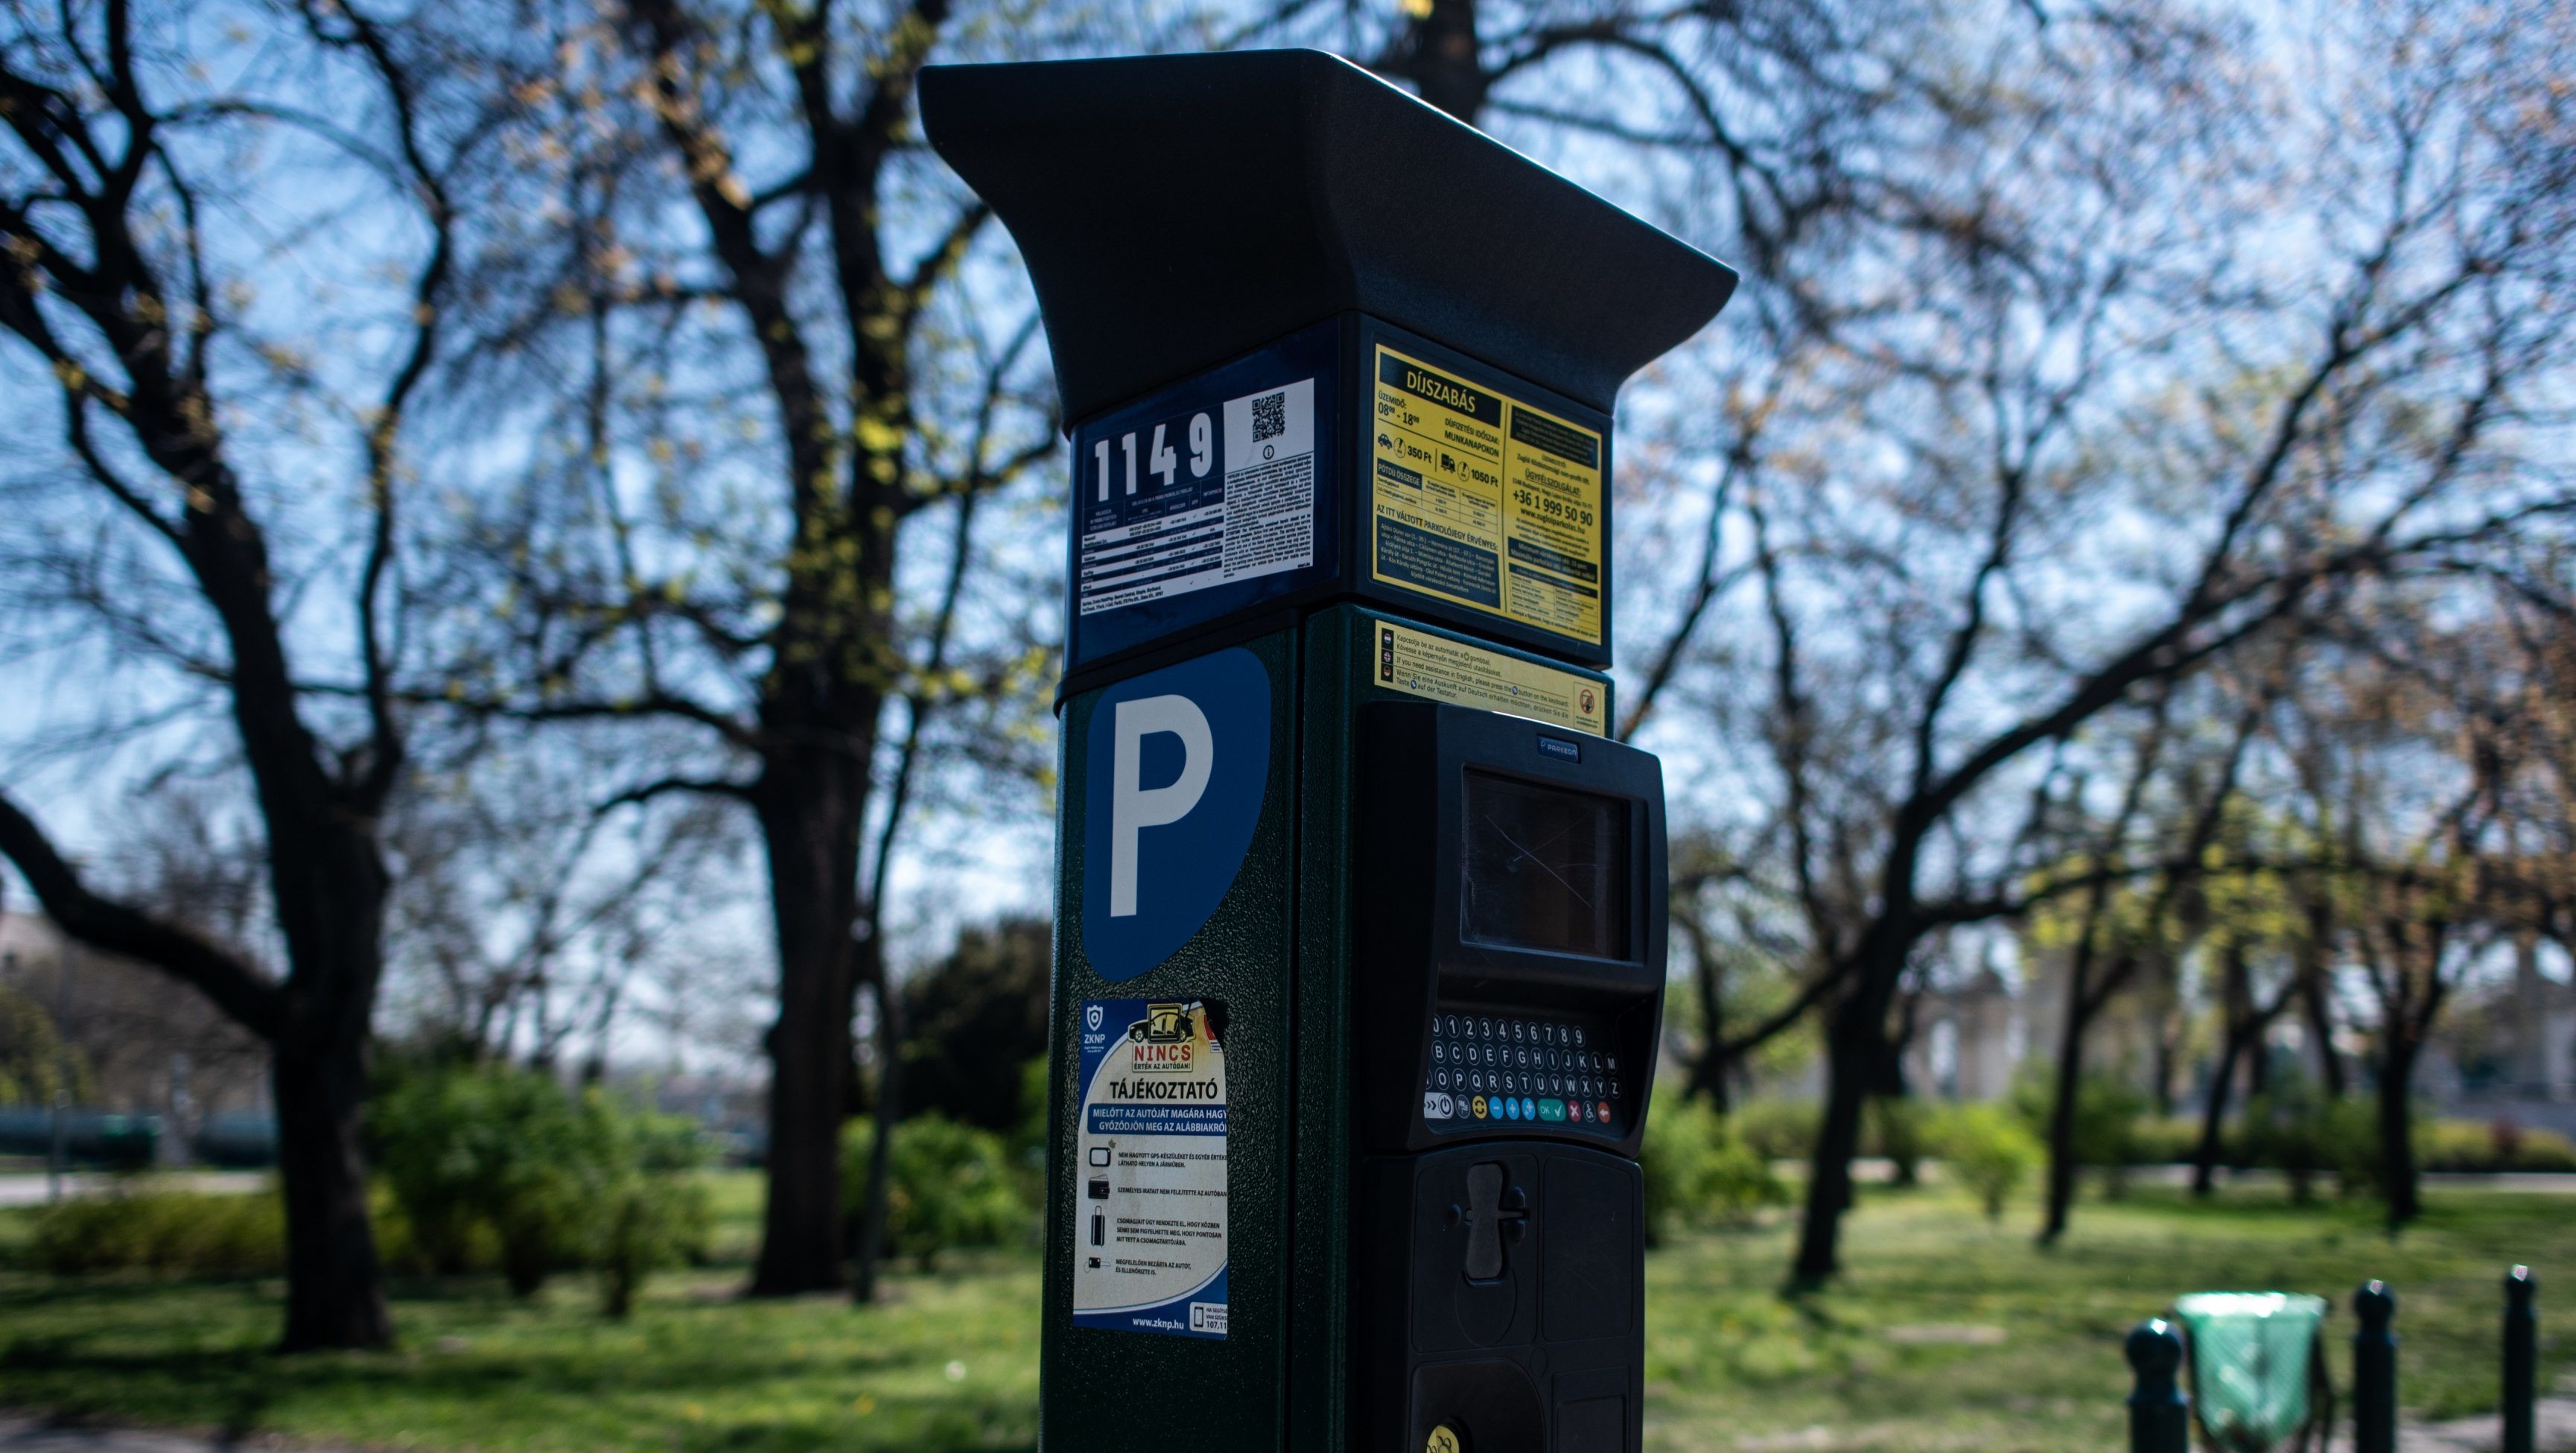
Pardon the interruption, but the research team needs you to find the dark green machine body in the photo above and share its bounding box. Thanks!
[1039,624,1303,1446]
[1042,607,1632,1449]
[921,46,1735,1452]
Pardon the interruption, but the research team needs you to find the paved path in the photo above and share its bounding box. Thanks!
[1821,1160,2576,1192]
[1728,1397,2576,1451]
[0,1174,264,1208]
[10,1402,2573,1453]
[2316,1395,2576,1452]
[0,1417,317,1453]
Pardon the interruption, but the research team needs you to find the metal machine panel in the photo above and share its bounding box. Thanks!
[1043,630,1300,1445]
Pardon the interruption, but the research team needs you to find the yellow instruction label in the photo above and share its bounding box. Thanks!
[1370,619,1606,736]
[1368,346,1605,645]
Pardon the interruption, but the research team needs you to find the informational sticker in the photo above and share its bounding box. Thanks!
[1065,323,1338,671]
[1371,619,1607,736]
[1368,346,1606,645]
[1080,647,1271,982]
[1072,997,1229,1341]
[1076,378,1317,617]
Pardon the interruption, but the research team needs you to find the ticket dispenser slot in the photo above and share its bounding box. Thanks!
[1352,701,1667,1453]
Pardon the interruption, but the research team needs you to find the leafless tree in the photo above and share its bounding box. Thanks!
[1630,0,2576,1281]
[0,0,529,1347]
[2028,674,2300,1238]
[381,732,744,1077]
[2294,572,2572,1224]
[414,0,1098,1297]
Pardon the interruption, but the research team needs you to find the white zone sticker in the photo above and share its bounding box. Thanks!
[1076,378,1316,616]
[1072,998,1229,1340]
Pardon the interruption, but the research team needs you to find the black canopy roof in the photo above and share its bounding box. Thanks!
[920,49,1738,425]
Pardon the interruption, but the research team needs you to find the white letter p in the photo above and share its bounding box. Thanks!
[1110,693,1213,918]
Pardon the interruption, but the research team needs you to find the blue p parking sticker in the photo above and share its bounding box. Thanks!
[1080,647,1270,982]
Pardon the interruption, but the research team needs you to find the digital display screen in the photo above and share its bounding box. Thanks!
[1460,772,1629,959]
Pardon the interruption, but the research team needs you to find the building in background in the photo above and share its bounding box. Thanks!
[1921,938,2576,1137]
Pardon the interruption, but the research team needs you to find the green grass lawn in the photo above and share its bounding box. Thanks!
[0,1174,2564,1452]
[1644,1182,2571,1451]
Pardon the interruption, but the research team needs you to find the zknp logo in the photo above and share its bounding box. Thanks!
[1081,648,1270,981]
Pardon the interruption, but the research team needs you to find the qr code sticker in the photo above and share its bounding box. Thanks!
[1250,392,1287,442]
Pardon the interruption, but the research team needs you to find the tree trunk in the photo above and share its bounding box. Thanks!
[2190,1028,2248,1198]
[1793,1011,1871,1286]
[1688,942,1731,1112]
[2152,1017,2178,1119]
[1391,0,1489,122]
[273,1037,392,1352]
[2040,991,2089,1244]
[2303,897,2345,1097]
[851,962,906,1302]
[749,763,865,1297]
[2192,944,2255,1197]
[1793,909,1919,1286]
[1,794,401,1354]
[2303,967,2344,1098]
[2146,950,2183,1118]
[1871,994,1918,1098]
[2378,1037,2420,1227]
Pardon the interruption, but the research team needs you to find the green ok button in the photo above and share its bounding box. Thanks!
[1538,1099,1566,1122]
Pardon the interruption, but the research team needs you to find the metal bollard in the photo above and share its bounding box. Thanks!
[2354,1279,2397,1453]
[2128,1317,2189,1453]
[2505,1265,2537,1453]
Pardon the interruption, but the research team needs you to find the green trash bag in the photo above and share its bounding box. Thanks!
[2173,1291,2328,1453]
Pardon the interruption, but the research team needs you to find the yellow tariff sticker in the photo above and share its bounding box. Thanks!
[1368,346,1605,645]
[1371,620,1607,737]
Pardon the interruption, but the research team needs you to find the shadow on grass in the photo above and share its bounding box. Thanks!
[0,1262,1046,1453]
[1,1341,276,1442]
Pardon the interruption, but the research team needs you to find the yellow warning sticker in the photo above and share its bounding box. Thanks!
[1370,619,1607,736]
[1368,346,1605,645]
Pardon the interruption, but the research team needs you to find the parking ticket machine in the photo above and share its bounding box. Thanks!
[922,46,1732,1453]
[1350,704,1667,1453]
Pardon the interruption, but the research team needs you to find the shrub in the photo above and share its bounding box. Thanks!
[25,1185,284,1277]
[2008,1067,2150,1172]
[1873,1097,1930,1186]
[1007,1055,1049,1202]
[900,920,1052,1134]
[2240,1073,2337,1202]
[0,983,95,1109]
[1934,1104,2039,1221]
[2490,1119,2525,1166]
[2128,1116,2203,1166]
[1731,1099,1819,1163]
[372,1063,620,1293]
[1642,1097,1787,1243]
[2323,1097,2385,1196]
[842,1113,1034,1270]
[596,1171,712,1319]
[372,1063,707,1303]
[2418,1118,2576,1174]
[2506,1126,2576,1173]
[594,1107,713,1317]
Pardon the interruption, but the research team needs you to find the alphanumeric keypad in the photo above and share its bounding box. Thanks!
[1420,1010,1622,1131]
